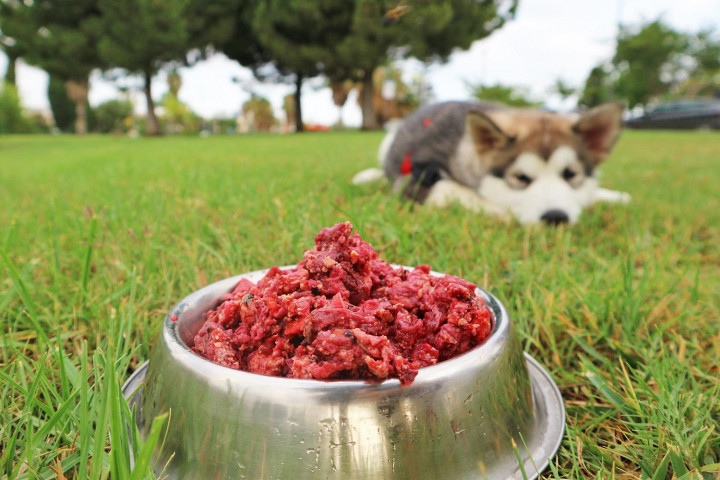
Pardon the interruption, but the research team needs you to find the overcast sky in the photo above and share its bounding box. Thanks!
[2,0,719,127]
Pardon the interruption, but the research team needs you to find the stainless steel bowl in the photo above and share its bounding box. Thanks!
[123,268,565,479]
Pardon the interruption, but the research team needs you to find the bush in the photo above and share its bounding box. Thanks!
[0,82,37,134]
[48,75,76,132]
[161,94,202,135]
[93,99,134,133]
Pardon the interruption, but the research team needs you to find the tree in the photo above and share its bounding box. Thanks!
[98,0,189,135]
[251,0,354,132]
[241,96,276,132]
[552,79,576,102]
[468,82,540,107]
[220,0,515,131]
[358,66,433,125]
[218,0,270,69]
[675,29,720,98]
[613,20,687,110]
[1,0,105,134]
[401,0,517,61]
[0,2,29,85]
[328,0,405,130]
[184,0,239,59]
[331,0,518,129]
[161,70,201,134]
[330,79,354,128]
[579,65,612,108]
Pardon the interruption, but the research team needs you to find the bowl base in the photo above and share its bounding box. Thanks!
[122,352,565,480]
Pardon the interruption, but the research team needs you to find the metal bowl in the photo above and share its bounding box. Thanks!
[123,268,565,479]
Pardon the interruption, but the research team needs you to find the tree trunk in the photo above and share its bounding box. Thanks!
[360,69,379,130]
[66,79,89,135]
[331,81,350,129]
[336,106,344,129]
[75,102,87,135]
[294,74,304,133]
[144,69,160,136]
[5,53,18,85]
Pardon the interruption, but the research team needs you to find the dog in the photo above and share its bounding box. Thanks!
[352,101,630,225]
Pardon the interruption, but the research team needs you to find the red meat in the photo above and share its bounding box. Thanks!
[192,222,493,385]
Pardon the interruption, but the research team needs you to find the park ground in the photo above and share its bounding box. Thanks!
[1,130,719,479]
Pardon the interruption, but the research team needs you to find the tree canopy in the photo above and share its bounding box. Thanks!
[579,65,611,109]
[677,29,720,98]
[0,1,31,84]
[98,0,189,135]
[1,0,105,133]
[468,82,540,107]
[184,0,239,60]
[250,0,354,131]
[2,0,519,134]
[330,0,518,129]
[400,0,517,62]
[223,0,517,130]
[613,20,687,110]
[577,20,719,111]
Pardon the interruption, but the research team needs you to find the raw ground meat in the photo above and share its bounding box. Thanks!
[192,222,493,385]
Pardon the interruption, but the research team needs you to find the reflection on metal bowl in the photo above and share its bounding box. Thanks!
[123,268,565,479]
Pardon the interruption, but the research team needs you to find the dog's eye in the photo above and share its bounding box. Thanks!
[515,173,533,185]
[562,168,577,181]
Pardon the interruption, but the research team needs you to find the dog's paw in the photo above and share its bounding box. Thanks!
[425,180,511,220]
[352,168,386,185]
[593,188,632,204]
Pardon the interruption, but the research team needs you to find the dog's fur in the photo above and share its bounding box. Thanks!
[353,101,630,224]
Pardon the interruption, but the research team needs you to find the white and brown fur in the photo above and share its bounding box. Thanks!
[353,101,630,224]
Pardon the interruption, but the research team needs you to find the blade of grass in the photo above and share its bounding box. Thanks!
[78,342,91,480]
[582,358,632,414]
[89,351,111,480]
[20,353,47,473]
[0,246,48,347]
[510,437,529,480]
[108,306,131,480]
[109,372,131,480]
[54,334,70,401]
[33,388,79,440]
[2,426,20,480]
[81,213,98,292]
[670,446,690,477]
[129,413,168,480]
[651,449,671,480]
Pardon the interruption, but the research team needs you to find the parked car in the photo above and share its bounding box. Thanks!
[624,99,720,130]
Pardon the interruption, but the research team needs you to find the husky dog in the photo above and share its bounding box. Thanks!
[352,101,630,224]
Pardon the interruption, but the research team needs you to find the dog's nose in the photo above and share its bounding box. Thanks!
[540,209,569,225]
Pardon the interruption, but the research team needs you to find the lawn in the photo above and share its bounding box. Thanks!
[1,130,719,479]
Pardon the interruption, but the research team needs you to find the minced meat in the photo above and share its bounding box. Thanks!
[192,222,492,385]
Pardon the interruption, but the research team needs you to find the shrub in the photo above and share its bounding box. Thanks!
[0,82,37,134]
[48,75,76,132]
[161,94,202,134]
[93,99,134,133]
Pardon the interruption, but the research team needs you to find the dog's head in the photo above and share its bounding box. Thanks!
[469,103,624,225]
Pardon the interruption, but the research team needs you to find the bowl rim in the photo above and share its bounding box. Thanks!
[162,266,511,391]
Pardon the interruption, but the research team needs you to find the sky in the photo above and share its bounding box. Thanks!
[2,0,720,127]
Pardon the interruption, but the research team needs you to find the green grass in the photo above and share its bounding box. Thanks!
[1,130,719,479]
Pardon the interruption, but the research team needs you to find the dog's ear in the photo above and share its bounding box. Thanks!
[466,112,514,154]
[573,102,624,160]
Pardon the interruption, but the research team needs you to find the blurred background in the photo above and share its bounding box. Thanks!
[1,0,719,136]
